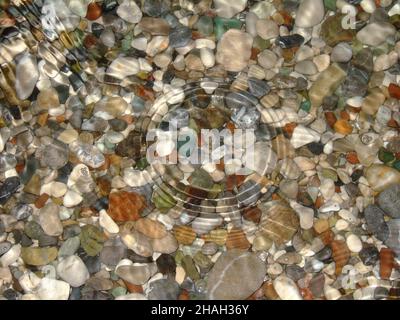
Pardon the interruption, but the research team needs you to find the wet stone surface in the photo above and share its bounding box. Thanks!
[0,0,399,301]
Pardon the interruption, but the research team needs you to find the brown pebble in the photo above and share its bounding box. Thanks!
[226,228,251,250]
[34,193,50,209]
[379,248,394,280]
[86,2,102,21]
[331,240,350,275]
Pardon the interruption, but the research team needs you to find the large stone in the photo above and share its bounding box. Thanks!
[206,250,266,300]
[377,184,400,218]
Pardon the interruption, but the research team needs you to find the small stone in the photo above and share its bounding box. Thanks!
[39,203,63,237]
[117,0,142,23]
[290,125,320,149]
[216,29,253,72]
[21,247,58,266]
[108,191,146,222]
[151,232,179,254]
[331,43,353,63]
[364,205,389,242]
[256,19,279,40]
[156,254,176,275]
[41,142,69,170]
[59,237,80,258]
[115,261,157,285]
[359,245,379,266]
[147,278,180,300]
[106,57,139,80]
[57,255,90,287]
[100,245,126,266]
[295,0,324,28]
[273,275,303,300]
[356,22,396,46]
[63,190,83,208]
[214,0,247,18]
[99,210,119,234]
[11,204,32,221]
[135,218,167,239]
[37,278,70,300]
[259,201,300,245]
[365,165,400,192]
[15,53,39,100]
[346,234,362,253]
[181,255,200,281]
[173,225,196,245]
[0,242,12,256]
[80,225,106,257]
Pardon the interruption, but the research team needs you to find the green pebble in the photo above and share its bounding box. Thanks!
[323,0,337,11]
[214,17,242,40]
[196,15,214,36]
[174,250,184,265]
[378,148,395,164]
[300,100,311,113]
[111,287,127,298]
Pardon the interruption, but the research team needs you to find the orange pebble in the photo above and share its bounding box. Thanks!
[284,122,297,138]
[334,119,353,135]
[325,112,337,128]
[86,2,102,21]
[346,152,360,164]
[124,281,143,294]
[380,248,394,280]
[389,83,400,99]
[35,193,50,209]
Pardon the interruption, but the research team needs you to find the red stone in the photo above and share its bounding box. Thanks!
[86,2,102,21]
[107,191,146,222]
[389,83,400,100]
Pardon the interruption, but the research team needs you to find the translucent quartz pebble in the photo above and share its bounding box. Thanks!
[15,53,39,100]
[356,22,396,46]
[295,0,324,28]
[69,141,105,169]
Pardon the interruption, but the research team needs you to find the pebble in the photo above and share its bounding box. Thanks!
[38,203,63,237]
[206,250,266,300]
[365,165,400,192]
[214,0,247,18]
[273,276,303,300]
[346,234,363,253]
[216,30,253,72]
[364,205,389,242]
[356,22,396,46]
[117,0,142,23]
[57,255,90,287]
[295,0,324,28]
[37,278,70,300]
[377,184,400,218]
[15,53,39,100]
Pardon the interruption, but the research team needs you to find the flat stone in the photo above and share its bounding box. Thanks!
[206,250,266,300]
[377,184,400,218]
[216,29,253,72]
